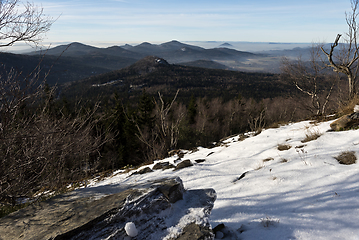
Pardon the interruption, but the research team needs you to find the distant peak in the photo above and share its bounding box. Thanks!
[69,42,88,46]
[219,42,233,47]
[138,42,153,46]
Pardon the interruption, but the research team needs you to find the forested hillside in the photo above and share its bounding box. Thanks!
[62,56,296,103]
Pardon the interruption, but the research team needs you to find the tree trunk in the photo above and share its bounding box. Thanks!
[348,73,356,100]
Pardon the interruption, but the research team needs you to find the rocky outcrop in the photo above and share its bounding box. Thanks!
[174,160,193,171]
[330,112,359,131]
[0,177,216,240]
[172,223,213,240]
[131,166,153,175]
[152,161,175,170]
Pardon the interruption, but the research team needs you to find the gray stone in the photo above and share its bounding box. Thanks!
[168,149,185,158]
[156,177,184,203]
[132,166,153,175]
[330,112,359,131]
[173,222,214,240]
[195,159,206,163]
[174,160,193,171]
[0,177,216,240]
[0,188,144,240]
[153,161,175,170]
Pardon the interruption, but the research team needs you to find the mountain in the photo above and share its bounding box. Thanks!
[120,44,134,50]
[7,40,315,86]
[0,51,111,85]
[129,40,205,55]
[178,60,231,70]
[26,40,262,71]
[219,42,234,48]
[31,42,100,56]
[61,56,296,103]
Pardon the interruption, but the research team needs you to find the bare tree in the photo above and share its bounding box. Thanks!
[0,0,53,47]
[281,45,335,116]
[0,0,53,130]
[0,1,61,206]
[134,90,184,161]
[321,0,359,100]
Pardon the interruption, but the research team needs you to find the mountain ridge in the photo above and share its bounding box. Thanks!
[27,40,260,63]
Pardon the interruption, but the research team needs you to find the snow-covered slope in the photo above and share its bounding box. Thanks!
[87,119,359,239]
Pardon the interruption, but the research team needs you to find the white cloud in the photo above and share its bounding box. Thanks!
[33,0,351,43]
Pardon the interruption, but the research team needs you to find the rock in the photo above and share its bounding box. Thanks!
[174,222,214,240]
[195,159,206,163]
[174,160,193,171]
[330,112,359,131]
[155,177,184,203]
[213,223,225,232]
[212,223,238,239]
[206,152,215,157]
[232,171,248,183]
[0,177,216,240]
[132,166,153,175]
[215,231,224,239]
[153,161,175,170]
[0,188,144,240]
[168,149,185,158]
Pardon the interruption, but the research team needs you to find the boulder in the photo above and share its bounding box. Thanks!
[330,112,359,131]
[173,222,213,240]
[168,149,185,158]
[153,161,175,170]
[0,177,216,240]
[174,160,193,171]
[0,188,145,240]
[131,166,153,175]
[155,177,185,203]
[195,159,206,163]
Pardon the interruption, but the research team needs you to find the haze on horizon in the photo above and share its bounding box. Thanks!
[6,0,353,52]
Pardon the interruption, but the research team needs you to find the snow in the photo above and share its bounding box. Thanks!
[125,222,138,237]
[84,119,359,239]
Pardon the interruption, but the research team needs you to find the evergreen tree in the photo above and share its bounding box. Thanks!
[187,94,197,125]
[102,93,140,168]
[137,90,155,129]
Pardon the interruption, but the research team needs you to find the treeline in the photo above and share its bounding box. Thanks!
[100,90,327,166]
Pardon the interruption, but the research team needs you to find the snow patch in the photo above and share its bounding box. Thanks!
[125,222,138,237]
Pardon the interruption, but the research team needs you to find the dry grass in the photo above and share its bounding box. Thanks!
[255,163,265,170]
[261,216,280,227]
[338,95,359,116]
[277,144,292,151]
[301,130,322,143]
[335,151,357,165]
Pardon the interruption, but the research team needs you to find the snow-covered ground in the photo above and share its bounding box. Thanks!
[85,119,359,240]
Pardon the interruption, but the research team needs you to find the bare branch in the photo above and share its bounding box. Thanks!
[0,0,53,48]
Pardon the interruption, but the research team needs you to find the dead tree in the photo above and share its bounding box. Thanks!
[134,90,183,161]
[321,0,359,100]
[281,45,335,116]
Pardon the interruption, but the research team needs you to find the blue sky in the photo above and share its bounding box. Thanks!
[32,0,351,47]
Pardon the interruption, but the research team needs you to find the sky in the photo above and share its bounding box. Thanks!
[26,0,353,48]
